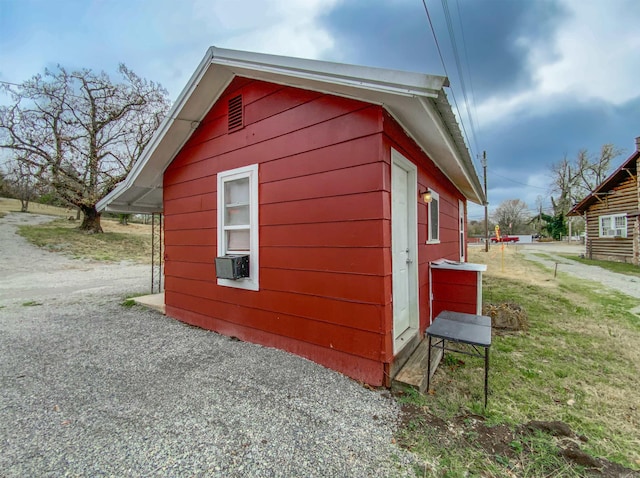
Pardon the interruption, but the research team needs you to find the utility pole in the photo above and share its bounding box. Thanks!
[482,151,489,252]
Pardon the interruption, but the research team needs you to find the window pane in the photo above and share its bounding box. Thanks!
[227,229,250,251]
[615,216,626,228]
[225,204,250,225]
[602,216,615,236]
[225,177,249,206]
[430,199,439,240]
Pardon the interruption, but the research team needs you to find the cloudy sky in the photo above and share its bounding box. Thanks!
[1,0,639,220]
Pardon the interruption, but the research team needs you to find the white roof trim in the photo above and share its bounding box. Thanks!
[98,47,485,213]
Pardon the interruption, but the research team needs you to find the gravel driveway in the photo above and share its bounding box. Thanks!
[0,213,419,477]
[516,242,640,301]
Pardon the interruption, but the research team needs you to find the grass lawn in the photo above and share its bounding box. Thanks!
[397,246,640,476]
[1,196,153,264]
[16,218,153,263]
[0,197,73,217]
[0,196,154,264]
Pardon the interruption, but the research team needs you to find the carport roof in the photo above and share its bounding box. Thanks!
[97,46,485,214]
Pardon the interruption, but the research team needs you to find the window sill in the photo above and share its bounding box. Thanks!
[217,278,259,291]
[426,240,441,244]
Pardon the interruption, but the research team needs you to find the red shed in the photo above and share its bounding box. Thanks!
[98,47,486,387]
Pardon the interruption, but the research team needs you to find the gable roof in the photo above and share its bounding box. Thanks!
[97,47,485,213]
[568,144,640,216]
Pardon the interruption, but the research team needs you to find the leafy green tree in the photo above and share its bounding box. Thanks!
[534,211,567,240]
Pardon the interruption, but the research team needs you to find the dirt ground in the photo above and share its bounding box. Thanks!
[398,404,639,477]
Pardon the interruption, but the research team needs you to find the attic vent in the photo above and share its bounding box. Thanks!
[228,95,243,132]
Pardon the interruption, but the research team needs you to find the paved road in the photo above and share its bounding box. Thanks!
[0,212,419,477]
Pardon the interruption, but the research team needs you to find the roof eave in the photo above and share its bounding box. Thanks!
[98,47,484,212]
[98,48,224,213]
[568,149,640,215]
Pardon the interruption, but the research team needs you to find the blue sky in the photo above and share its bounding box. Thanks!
[1,0,639,220]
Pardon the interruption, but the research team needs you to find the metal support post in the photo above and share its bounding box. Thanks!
[482,151,489,252]
[151,213,163,294]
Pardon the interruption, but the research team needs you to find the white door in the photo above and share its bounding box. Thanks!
[459,199,466,262]
[391,150,418,352]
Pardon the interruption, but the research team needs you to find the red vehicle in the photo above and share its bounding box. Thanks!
[491,235,519,243]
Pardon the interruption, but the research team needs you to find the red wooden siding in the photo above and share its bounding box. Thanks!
[164,304,384,385]
[163,77,390,385]
[430,269,480,319]
[381,110,467,332]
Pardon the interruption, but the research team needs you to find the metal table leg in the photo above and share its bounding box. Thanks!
[484,345,489,407]
[426,335,432,393]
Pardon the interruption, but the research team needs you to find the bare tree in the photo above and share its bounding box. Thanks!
[0,166,11,198]
[492,199,530,235]
[550,144,623,216]
[550,155,574,216]
[4,158,40,212]
[0,65,170,233]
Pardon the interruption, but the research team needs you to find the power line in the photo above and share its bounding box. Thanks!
[454,0,480,139]
[441,0,479,156]
[488,169,550,190]
[420,0,476,164]
[421,0,449,82]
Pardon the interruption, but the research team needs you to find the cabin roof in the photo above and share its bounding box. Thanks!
[568,147,640,216]
[98,47,485,213]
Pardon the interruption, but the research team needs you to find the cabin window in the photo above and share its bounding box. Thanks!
[599,213,627,238]
[217,164,259,290]
[427,190,440,243]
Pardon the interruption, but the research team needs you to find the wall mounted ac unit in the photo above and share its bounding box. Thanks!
[215,255,250,280]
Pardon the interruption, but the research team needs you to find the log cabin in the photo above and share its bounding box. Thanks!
[569,137,640,266]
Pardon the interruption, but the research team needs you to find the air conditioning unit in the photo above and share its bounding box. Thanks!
[215,255,250,280]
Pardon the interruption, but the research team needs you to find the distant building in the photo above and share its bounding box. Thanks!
[568,137,640,265]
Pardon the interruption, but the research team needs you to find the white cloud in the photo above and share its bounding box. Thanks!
[191,0,338,58]
[477,0,640,127]
[0,0,339,100]
[149,0,340,97]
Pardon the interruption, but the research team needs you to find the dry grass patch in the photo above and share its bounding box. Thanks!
[17,217,153,263]
[0,197,72,217]
[473,244,560,291]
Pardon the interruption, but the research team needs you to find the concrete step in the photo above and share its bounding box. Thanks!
[133,293,165,314]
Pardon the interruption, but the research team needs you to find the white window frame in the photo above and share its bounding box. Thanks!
[599,213,627,238]
[427,190,440,244]
[217,164,259,290]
